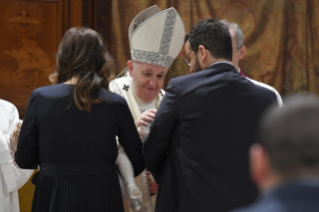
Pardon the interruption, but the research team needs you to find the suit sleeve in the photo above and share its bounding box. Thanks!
[15,91,39,169]
[143,79,178,183]
[116,98,145,177]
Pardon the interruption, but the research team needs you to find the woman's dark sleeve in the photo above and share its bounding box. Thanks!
[115,98,145,176]
[15,91,39,169]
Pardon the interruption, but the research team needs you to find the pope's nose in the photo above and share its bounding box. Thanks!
[149,80,156,87]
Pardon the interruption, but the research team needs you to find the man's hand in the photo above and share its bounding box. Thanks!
[135,109,157,128]
[147,171,158,194]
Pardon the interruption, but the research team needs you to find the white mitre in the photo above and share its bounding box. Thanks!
[129,5,185,69]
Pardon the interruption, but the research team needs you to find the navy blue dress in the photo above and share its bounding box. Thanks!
[15,84,145,212]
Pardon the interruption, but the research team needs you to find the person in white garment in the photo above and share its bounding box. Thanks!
[0,99,34,212]
[109,5,185,212]
[219,19,283,106]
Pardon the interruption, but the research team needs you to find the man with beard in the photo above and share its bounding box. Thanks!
[144,19,277,212]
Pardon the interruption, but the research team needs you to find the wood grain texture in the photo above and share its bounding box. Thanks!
[0,0,81,210]
[70,0,82,27]
[0,0,58,116]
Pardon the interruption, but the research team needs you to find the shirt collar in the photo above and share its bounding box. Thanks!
[238,67,246,78]
[208,61,234,68]
[262,175,319,196]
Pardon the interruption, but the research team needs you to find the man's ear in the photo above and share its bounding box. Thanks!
[239,46,246,60]
[127,60,134,77]
[250,144,270,188]
[197,45,208,67]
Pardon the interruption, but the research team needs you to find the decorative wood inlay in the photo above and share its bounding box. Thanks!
[0,1,59,115]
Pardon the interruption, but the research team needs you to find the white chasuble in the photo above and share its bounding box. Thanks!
[110,73,164,212]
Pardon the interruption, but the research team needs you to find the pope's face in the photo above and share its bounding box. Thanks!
[128,61,168,103]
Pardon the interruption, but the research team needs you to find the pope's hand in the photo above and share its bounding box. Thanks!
[135,109,157,128]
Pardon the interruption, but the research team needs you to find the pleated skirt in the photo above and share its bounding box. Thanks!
[31,171,124,212]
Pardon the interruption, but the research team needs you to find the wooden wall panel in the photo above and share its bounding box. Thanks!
[0,0,59,116]
[0,0,108,210]
[0,0,82,210]
[70,0,82,27]
[0,0,83,117]
[95,0,112,47]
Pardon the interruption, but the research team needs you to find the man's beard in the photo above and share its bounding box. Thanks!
[192,56,202,73]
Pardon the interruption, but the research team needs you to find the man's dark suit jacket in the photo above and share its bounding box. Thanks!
[230,182,319,212]
[143,63,277,212]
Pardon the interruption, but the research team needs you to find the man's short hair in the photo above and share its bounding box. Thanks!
[188,18,232,61]
[219,19,244,50]
[258,95,319,176]
[184,33,189,43]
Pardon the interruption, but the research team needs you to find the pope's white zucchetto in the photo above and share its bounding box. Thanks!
[129,5,185,69]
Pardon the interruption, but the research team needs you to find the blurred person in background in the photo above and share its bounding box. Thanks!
[231,95,319,212]
[219,19,282,106]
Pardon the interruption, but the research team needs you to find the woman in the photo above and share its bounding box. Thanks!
[15,27,145,212]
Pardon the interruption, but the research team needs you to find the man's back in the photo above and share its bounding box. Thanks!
[144,63,277,212]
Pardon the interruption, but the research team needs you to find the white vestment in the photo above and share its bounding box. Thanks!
[0,100,34,212]
[238,68,283,107]
[246,77,283,107]
[109,73,165,212]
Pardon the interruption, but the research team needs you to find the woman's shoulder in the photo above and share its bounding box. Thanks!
[32,84,72,97]
[99,88,127,106]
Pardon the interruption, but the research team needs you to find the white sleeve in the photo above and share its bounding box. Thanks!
[116,151,136,186]
[0,100,19,136]
[12,162,34,190]
[2,161,33,193]
[0,133,33,193]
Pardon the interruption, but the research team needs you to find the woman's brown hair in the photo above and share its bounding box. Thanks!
[50,27,116,112]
